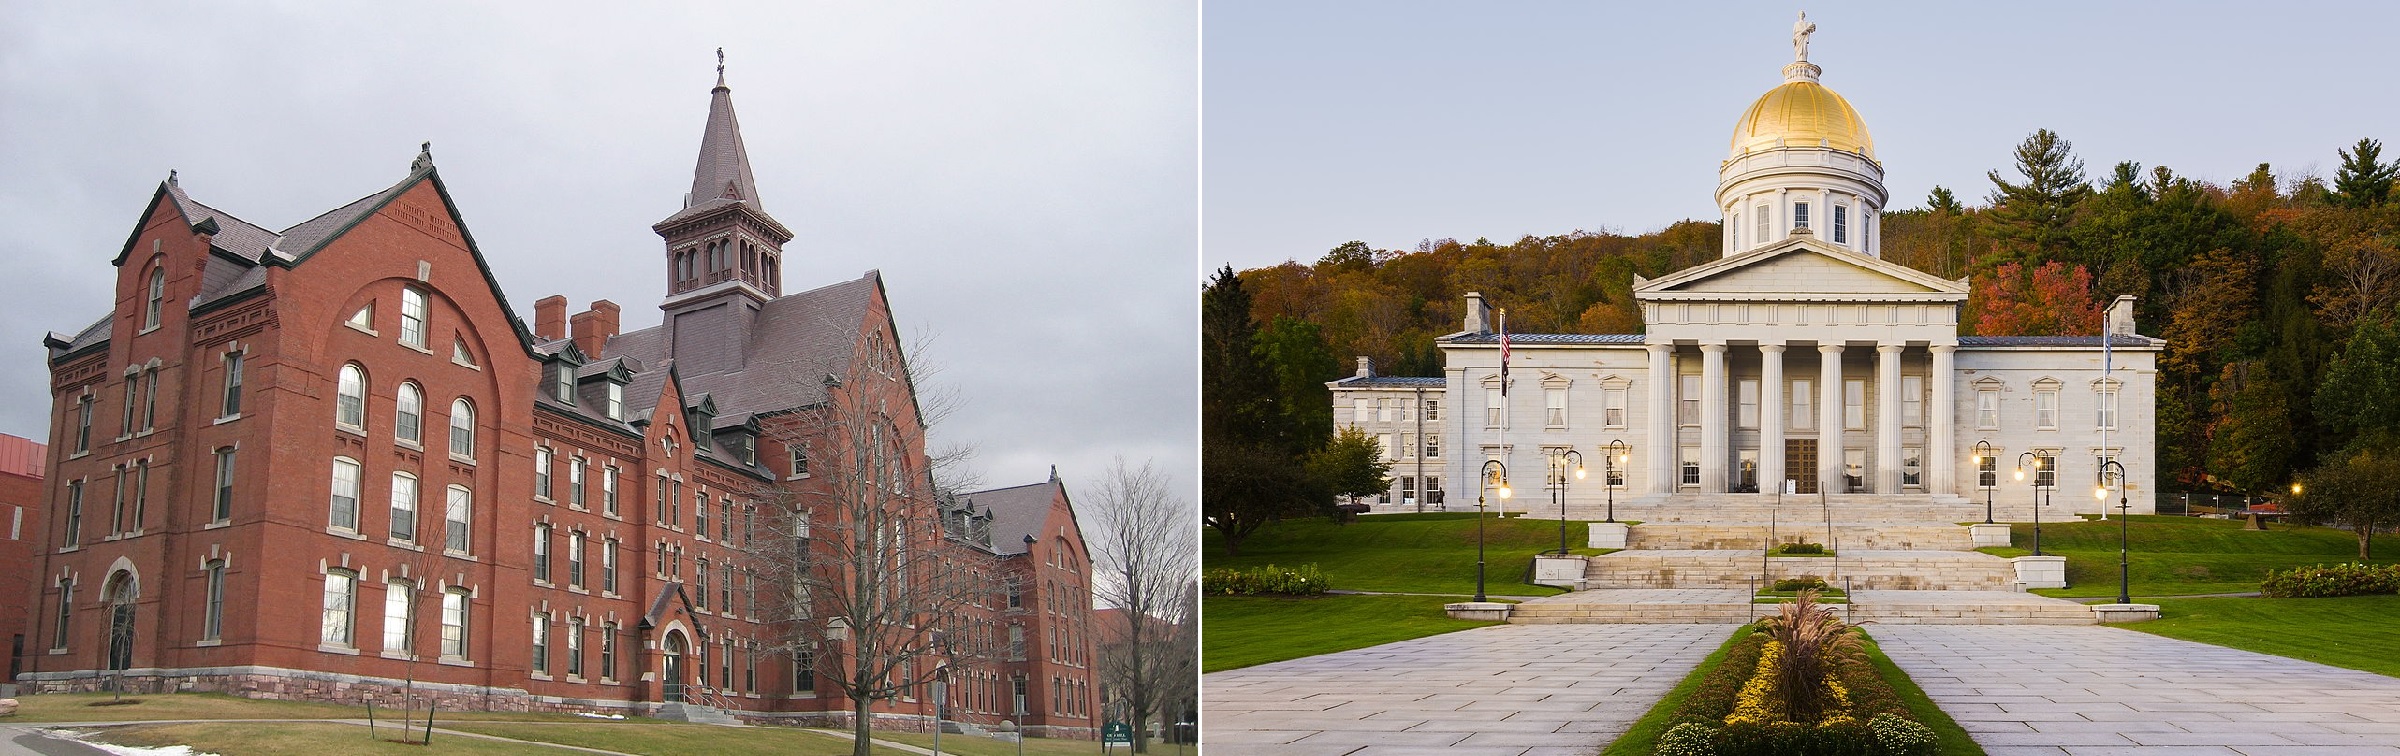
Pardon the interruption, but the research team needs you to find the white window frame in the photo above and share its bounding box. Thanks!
[1901,375,1924,427]
[395,382,423,445]
[1977,389,2001,430]
[1484,388,1504,429]
[2096,387,2118,431]
[1737,379,1759,429]
[1679,447,1701,487]
[448,398,475,461]
[329,457,361,532]
[444,485,473,555]
[336,364,368,431]
[389,472,418,543]
[1902,446,1922,487]
[1833,204,1849,244]
[2036,389,2059,430]
[1604,387,1628,429]
[383,579,414,655]
[1793,201,1812,229]
[1791,379,1813,430]
[440,589,469,660]
[322,569,357,647]
[1843,379,1866,430]
[1679,375,1700,427]
[399,288,428,349]
[1544,388,1567,428]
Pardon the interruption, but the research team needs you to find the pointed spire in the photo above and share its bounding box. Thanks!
[686,49,761,209]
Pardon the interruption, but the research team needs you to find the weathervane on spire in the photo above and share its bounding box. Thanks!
[1793,11,1815,64]
[715,47,726,88]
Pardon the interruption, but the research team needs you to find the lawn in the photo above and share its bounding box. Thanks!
[444,722,916,755]
[1205,512,1611,597]
[874,730,1129,756]
[1202,593,1499,672]
[91,721,582,755]
[1974,515,2397,597]
[5,691,369,722]
[2122,594,2400,678]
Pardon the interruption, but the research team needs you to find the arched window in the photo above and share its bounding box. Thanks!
[336,364,367,430]
[395,382,423,443]
[448,398,475,459]
[105,571,138,671]
[143,266,166,329]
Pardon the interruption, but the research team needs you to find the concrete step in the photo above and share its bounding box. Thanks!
[1505,588,2095,625]
[655,702,744,725]
[1626,523,1972,551]
[1582,549,2019,591]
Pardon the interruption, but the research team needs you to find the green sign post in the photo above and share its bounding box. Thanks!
[1102,721,1133,749]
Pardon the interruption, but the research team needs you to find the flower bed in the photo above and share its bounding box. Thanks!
[1652,592,1937,756]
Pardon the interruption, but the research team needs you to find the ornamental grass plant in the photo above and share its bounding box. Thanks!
[1652,590,1939,756]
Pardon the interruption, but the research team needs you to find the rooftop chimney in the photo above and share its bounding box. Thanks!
[534,295,568,342]
[1355,356,1374,379]
[1464,292,1490,334]
[2107,295,2138,337]
[570,300,621,358]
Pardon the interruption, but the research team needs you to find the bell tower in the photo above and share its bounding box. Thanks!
[653,50,794,372]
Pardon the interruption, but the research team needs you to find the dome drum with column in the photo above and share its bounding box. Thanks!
[1717,59,1886,258]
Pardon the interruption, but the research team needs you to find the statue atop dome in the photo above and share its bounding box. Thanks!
[1793,11,1816,63]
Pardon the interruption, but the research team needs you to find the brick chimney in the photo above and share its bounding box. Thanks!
[534,295,568,341]
[570,300,621,358]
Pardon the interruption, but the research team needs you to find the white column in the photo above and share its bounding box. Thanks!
[1759,343,1786,494]
[1818,344,1845,493]
[1700,343,1729,494]
[1929,345,1956,496]
[1647,343,1675,494]
[1876,344,1904,494]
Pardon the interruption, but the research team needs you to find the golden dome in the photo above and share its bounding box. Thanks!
[1728,80,1875,161]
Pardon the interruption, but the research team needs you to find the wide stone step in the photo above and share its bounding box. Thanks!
[1504,588,2096,625]
[1625,523,1972,551]
[1582,549,2019,591]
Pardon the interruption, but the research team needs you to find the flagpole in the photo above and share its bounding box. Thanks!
[1498,308,1510,516]
[2099,310,2111,521]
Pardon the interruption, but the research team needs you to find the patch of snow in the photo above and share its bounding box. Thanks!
[575,711,627,719]
[53,731,221,756]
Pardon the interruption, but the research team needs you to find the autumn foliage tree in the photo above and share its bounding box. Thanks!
[1970,261,2101,336]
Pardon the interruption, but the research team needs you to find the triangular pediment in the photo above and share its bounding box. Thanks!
[1635,237,1967,301]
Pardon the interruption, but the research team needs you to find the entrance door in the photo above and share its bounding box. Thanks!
[104,572,137,673]
[1785,439,1818,494]
[663,631,687,702]
[1736,450,1759,493]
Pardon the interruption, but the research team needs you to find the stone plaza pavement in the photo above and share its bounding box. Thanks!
[1874,625,2400,755]
[1202,623,1734,755]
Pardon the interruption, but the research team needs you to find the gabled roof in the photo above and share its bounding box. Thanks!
[960,479,1067,557]
[604,272,882,422]
[1634,235,1968,301]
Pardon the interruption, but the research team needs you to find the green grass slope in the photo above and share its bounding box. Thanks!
[1976,515,2397,597]
[1205,512,1607,597]
[1202,594,1499,672]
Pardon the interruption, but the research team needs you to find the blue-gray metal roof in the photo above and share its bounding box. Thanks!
[1959,335,2162,348]
[1332,376,1446,388]
[1443,333,1644,345]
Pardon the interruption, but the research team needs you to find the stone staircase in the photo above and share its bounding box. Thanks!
[1583,549,2018,591]
[1627,523,1972,551]
[655,701,744,725]
[1504,588,2094,625]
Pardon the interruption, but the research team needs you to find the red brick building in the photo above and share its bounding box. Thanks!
[951,474,1101,737]
[0,433,44,687]
[15,66,1097,735]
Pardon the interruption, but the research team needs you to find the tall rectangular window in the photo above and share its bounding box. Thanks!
[441,590,469,659]
[383,581,413,654]
[1544,388,1567,427]
[1793,201,1812,229]
[1979,454,1998,489]
[1729,212,1740,248]
[213,449,236,522]
[142,369,158,431]
[52,579,72,649]
[1833,204,1849,244]
[64,480,83,547]
[721,562,735,612]
[1976,389,2000,429]
[696,492,711,537]
[1902,375,1924,427]
[1754,204,1770,242]
[121,374,137,437]
[322,570,357,647]
[389,473,418,542]
[568,532,586,589]
[602,538,619,593]
[400,288,428,349]
[222,352,244,417]
[603,466,620,515]
[1377,398,1392,422]
[1737,379,1759,428]
[531,614,550,675]
[556,363,575,403]
[606,382,624,421]
[1680,447,1701,486]
[74,396,91,453]
[1483,388,1503,429]
[567,619,584,678]
[1791,379,1813,430]
[1604,387,1627,428]
[2035,454,2058,488]
[533,524,552,583]
[796,649,816,692]
[569,460,586,507]
[1424,399,1439,420]
[1844,379,1866,429]
[2097,388,2118,430]
[1424,435,1440,459]
[720,499,735,543]
[695,558,711,610]
[2035,390,2059,429]
[600,623,617,680]
[1902,447,1922,487]
[132,461,150,531]
[203,561,226,641]
[329,457,361,531]
[1353,398,1371,424]
[1679,375,1700,426]
[534,448,553,500]
[444,485,472,554]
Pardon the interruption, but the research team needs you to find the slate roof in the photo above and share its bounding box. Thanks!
[603,272,880,422]
[1444,333,1646,345]
[1331,375,1446,388]
[656,78,765,228]
[1960,335,2163,348]
[276,174,423,262]
[957,480,1063,557]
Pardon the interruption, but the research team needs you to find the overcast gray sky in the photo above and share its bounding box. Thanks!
[1206,1,2400,270]
[0,3,1197,501]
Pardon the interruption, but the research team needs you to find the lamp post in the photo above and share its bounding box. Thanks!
[1972,440,1995,524]
[2098,459,2130,604]
[1604,439,1629,523]
[1476,459,1511,602]
[2016,452,2046,556]
[1551,450,1585,554]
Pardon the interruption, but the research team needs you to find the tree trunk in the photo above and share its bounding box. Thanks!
[2362,518,2375,561]
[851,694,874,756]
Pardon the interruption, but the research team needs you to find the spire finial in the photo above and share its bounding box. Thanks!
[411,141,434,173]
[715,47,726,89]
[167,169,178,187]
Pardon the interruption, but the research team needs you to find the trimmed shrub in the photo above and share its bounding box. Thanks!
[1201,563,1329,595]
[1869,713,1937,756]
[1775,542,1827,555]
[1655,722,1719,756]
[2259,562,2400,598]
[1772,576,1830,592]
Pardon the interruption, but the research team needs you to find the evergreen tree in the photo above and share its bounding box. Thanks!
[1317,240,1377,275]
[2206,362,2294,495]
[1202,266,1322,556]
[2313,318,2400,453]
[1255,316,1340,450]
[1984,129,2093,264]
[1927,185,1963,214]
[2333,137,2397,208]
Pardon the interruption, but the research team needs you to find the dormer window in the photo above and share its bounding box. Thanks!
[606,382,624,421]
[737,433,756,466]
[555,362,575,403]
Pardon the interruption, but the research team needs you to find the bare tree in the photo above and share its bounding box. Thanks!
[1087,457,1198,753]
[740,329,1003,756]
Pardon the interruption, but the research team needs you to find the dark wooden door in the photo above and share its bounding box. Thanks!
[1786,439,1818,494]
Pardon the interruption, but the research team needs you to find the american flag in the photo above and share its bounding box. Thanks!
[1497,308,1509,395]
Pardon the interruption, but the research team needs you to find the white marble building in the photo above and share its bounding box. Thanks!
[1334,41,2161,518]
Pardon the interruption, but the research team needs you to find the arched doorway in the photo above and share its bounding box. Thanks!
[103,571,138,673]
[662,630,687,702]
